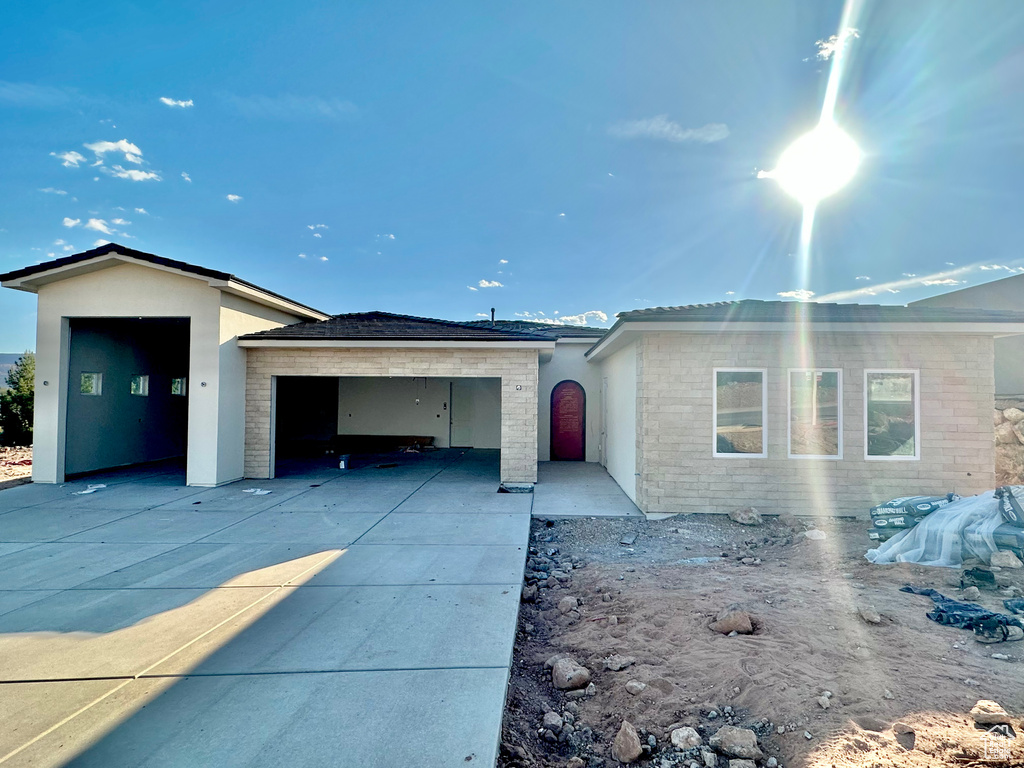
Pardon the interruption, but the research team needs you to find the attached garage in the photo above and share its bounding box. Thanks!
[239,312,554,485]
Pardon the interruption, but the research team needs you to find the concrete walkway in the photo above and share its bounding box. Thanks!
[533,461,642,518]
[0,450,528,767]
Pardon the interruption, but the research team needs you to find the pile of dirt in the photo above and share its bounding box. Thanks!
[0,445,31,489]
[500,515,1024,768]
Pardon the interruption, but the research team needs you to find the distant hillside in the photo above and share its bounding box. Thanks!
[0,353,28,390]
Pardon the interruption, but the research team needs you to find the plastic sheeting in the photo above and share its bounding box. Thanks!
[866,492,1004,568]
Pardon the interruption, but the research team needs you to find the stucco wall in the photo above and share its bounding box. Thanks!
[538,342,602,462]
[913,275,1024,396]
[637,331,995,516]
[217,293,307,483]
[450,377,501,449]
[599,342,638,502]
[245,347,538,483]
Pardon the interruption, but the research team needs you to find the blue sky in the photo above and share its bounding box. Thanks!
[3,1,1024,351]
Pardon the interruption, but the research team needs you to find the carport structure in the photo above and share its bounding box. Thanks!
[238,312,555,485]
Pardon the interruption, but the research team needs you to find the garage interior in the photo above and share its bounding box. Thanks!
[64,317,190,477]
[274,375,501,472]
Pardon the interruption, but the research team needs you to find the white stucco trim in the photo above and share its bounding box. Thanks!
[237,339,556,349]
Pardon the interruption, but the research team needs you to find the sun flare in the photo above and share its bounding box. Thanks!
[762,122,862,206]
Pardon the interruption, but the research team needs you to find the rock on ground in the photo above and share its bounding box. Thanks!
[961,586,982,601]
[858,605,882,624]
[551,658,592,690]
[728,507,763,526]
[728,761,757,768]
[991,550,1024,569]
[710,606,754,635]
[670,727,703,749]
[604,654,636,671]
[558,596,579,614]
[625,680,647,695]
[709,726,763,760]
[542,711,563,731]
[611,720,643,763]
[971,700,1012,725]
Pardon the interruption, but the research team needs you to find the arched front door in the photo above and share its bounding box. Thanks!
[551,380,585,461]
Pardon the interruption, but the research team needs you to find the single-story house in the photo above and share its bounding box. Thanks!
[4,244,1024,517]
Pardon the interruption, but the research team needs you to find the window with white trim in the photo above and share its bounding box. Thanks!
[788,369,842,459]
[865,370,920,460]
[713,368,767,457]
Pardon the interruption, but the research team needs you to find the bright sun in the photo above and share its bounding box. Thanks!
[765,122,862,206]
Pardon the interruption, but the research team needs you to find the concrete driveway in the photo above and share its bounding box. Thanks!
[0,449,530,767]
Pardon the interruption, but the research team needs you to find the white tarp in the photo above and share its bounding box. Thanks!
[866,491,1003,568]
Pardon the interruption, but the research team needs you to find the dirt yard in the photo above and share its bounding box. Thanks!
[500,514,1024,768]
[0,445,31,489]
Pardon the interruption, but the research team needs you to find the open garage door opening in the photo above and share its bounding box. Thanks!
[65,318,190,478]
[273,376,501,475]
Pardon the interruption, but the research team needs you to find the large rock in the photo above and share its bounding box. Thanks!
[729,507,763,526]
[1004,407,1024,424]
[728,761,757,768]
[995,410,1007,427]
[996,421,1021,445]
[971,700,1012,725]
[611,720,643,763]
[542,711,563,732]
[858,605,882,625]
[710,606,754,635]
[670,727,703,749]
[709,726,763,760]
[991,550,1024,569]
[558,596,580,614]
[551,658,592,690]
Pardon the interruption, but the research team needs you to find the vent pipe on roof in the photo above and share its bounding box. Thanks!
[490,307,495,326]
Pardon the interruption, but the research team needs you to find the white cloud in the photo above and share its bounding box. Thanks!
[159,97,194,108]
[817,265,978,302]
[855,275,870,280]
[979,264,1024,272]
[815,27,860,61]
[51,150,86,167]
[307,224,328,230]
[901,273,917,278]
[313,232,322,238]
[85,218,113,234]
[923,279,962,286]
[475,313,489,318]
[226,194,242,202]
[105,165,160,181]
[478,279,503,288]
[62,217,81,228]
[134,207,148,214]
[84,139,143,164]
[319,256,328,262]
[92,239,110,247]
[558,310,608,326]
[298,253,308,259]
[725,291,735,295]
[54,238,66,246]
[377,233,395,240]
[467,286,478,291]
[227,94,359,121]
[499,259,508,264]
[559,212,566,217]
[39,187,67,195]
[110,218,130,226]
[777,289,816,300]
[608,117,730,144]
[181,172,192,183]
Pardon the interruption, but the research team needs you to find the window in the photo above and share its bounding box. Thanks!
[80,372,102,396]
[130,374,150,396]
[788,370,842,459]
[865,370,920,460]
[713,369,767,457]
[171,377,187,396]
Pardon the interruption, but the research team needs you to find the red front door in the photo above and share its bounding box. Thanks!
[551,380,585,461]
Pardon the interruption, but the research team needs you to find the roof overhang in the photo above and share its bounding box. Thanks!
[586,320,1024,362]
[237,338,556,350]
[2,251,328,321]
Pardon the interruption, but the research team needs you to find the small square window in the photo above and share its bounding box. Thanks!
[130,375,150,396]
[80,372,102,396]
[171,377,187,396]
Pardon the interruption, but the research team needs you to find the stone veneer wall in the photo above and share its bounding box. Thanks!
[636,331,996,516]
[244,347,539,483]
